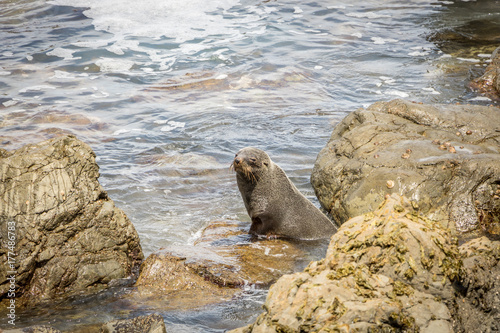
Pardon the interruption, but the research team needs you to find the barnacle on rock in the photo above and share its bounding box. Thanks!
[388,311,418,331]
[364,212,375,221]
[394,205,405,213]
[420,245,435,270]
[404,267,415,280]
[392,280,414,296]
[327,297,347,320]
[327,263,355,280]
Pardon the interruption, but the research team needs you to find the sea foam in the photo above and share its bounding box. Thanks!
[49,0,242,43]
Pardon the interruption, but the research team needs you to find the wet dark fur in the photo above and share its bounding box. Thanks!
[232,147,337,240]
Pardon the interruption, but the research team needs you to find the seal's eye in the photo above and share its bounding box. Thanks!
[249,158,257,164]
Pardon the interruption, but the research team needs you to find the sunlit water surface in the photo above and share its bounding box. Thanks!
[1,0,499,331]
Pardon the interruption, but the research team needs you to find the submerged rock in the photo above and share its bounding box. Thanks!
[100,313,167,333]
[0,135,143,307]
[312,99,500,234]
[134,220,309,309]
[427,16,500,58]
[470,45,500,101]
[134,244,240,308]
[229,195,500,333]
[0,109,108,151]
[145,68,312,94]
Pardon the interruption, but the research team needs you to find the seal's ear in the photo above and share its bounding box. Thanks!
[263,161,269,167]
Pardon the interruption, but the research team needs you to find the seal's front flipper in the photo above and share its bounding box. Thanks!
[249,213,276,236]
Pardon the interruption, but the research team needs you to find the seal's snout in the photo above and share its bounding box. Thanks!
[230,155,244,174]
[230,155,242,172]
[231,151,258,183]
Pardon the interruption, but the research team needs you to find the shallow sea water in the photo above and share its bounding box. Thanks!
[1,0,499,331]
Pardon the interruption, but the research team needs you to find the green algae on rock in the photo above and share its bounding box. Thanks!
[228,195,457,333]
[229,194,500,333]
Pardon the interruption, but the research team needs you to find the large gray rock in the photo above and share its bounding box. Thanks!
[0,135,143,307]
[312,99,500,234]
[229,195,500,333]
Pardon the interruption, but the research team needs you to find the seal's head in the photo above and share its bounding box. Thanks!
[231,147,270,183]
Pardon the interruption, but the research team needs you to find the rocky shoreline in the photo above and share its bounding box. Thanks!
[0,136,317,332]
[227,96,499,333]
[1,49,500,333]
[228,195,499,333]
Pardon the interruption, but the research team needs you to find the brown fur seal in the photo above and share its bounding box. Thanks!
[231,147,337,240]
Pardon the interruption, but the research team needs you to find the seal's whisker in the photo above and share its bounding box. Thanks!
[248,171,257,184]
[245,167,257,184]
[241,167,250,181]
